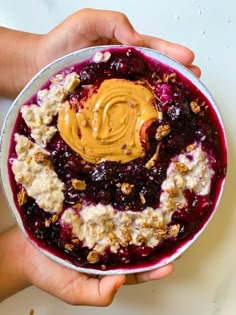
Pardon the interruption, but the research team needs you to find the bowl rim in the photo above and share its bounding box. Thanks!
[0,45,228,275]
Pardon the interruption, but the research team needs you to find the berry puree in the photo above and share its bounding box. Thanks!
[8,47,227,272]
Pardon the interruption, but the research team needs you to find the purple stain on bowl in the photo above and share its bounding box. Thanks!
[1,46,227,274]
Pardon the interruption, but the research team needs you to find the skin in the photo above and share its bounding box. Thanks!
[0,8,201,306]
[0,8,200,98]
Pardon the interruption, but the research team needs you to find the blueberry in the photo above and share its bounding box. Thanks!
[167,100,190,120]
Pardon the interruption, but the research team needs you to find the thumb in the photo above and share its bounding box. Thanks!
[98,275,126,306]
[75,8,144,46]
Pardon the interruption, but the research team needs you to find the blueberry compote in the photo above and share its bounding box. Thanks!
[8,47,227,272]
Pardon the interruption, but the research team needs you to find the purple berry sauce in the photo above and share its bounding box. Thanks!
[8,47,227,272]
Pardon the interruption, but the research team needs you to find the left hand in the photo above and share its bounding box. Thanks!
[21,226,173,306]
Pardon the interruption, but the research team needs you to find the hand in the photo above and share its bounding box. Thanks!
[36,8,201,78]
[1,8,199,305]
[0,8,200,97]
[0,227,172,305]
[21,227,173,306]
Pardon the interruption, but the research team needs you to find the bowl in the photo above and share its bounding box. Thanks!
[0,45,227,275]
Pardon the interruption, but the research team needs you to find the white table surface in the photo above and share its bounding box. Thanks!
[0,1,235,314]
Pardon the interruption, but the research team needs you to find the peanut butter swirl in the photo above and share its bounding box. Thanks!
[58,78,158,164]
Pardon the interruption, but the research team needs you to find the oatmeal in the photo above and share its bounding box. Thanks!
[60,143,214,256]
[8,47,227,271]
[21,72,80,146]
[12,134,64,214]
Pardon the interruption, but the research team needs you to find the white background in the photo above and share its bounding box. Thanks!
[0,1,235,314]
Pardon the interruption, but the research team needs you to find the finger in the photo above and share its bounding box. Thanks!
[141,35,195,66]
[187,64,201,78]
[26,243,125,307]
[69,8,144,46]
[125,264,173,285]
[69,274,126,306]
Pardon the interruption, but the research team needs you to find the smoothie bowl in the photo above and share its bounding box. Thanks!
[0,46,227,275]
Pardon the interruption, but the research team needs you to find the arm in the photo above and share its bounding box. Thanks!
[0,227,30,301]
[0,27,41,98]
[0,8,200,98]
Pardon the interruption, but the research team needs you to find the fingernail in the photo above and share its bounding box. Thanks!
[115,279,125,290]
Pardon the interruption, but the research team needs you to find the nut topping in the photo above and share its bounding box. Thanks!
[162,72,177,83]
[87,250,100,263]
[17,188,27,206]
[51,214,59,223]
[153,229,167,240]
[72,179,87,191]
[175,162,189,174]
[44,218,51,228]
[168,224,180,237]
[64,243,74,251]
[139,192,146,204]
[186,143,196,152]
[190,101,201,114]
[120,183,134,195]
[155,124,171,141]
[136,234,146,243]
[73,202,82,211]
[33,150,48,163]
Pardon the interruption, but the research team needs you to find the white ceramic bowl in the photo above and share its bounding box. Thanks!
[0,45,227,275]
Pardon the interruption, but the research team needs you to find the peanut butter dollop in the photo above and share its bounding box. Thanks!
[58,78,158,164]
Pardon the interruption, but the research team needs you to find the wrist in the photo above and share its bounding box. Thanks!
[0,227,31,301]
[0,27,42,98]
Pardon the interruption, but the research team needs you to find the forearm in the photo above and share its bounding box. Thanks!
[0,27,42,98]
[0,227,30,302]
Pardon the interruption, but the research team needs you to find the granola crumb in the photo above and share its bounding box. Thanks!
[165,187,178,197]
[145,159,155,169]
[162,72,177,83]
[190,101,201,114]
[87,250,100,263]
[72,179,87,190]
[33,150,48,163]
[71,238,79,244]
[153,229,167,240]
[168,224,180,237]
[108,232,116,240]
[44,218,51,228]
[51,214,58,223]
[65,243,74,251]
[186,143,196,152]
[17,188,27,206]
[120,182,134,195]
[73,202,82,210]
[155,124,171,141]
[169,72,177,82]
[139,192,146,204]
[175,162,189,174]
[136,234,146,243]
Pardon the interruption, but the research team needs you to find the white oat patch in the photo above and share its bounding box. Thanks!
[12,134,65,214]
[21,72,80,146]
